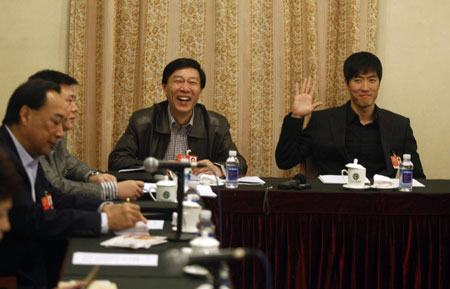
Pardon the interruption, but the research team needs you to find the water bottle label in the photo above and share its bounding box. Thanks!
[400,170,413,185]
[227,166,238,181]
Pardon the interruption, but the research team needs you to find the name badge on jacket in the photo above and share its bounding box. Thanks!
[41,190,54,211]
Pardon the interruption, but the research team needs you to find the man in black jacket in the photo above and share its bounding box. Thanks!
[108,58,247,177]
[276,51,425,178]
[0,79,146,288]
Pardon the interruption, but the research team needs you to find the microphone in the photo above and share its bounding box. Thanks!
[161,248,249,275]
[143,157,207,173]
[293,173,306,184]
[277,173,310,190]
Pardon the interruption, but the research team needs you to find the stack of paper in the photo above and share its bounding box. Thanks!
[100,235,167,249]
[238,176,265,185]
[319,175,425,187]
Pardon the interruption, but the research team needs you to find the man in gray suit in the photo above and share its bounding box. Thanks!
[29,70,144,201]
[276,51,425,178]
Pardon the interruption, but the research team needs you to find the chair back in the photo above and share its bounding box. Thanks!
[0,276,17,289]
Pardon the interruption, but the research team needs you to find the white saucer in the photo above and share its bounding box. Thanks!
[342,184,371,190]
[183,264,209,276]
[171,226,198,234]
[370,184,399,190]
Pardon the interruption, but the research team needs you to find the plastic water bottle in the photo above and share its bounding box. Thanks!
[218,262,232,289]
[197,209,215,238]
[226,150,239,189]
[399,154,413,192]
[186,181,201,204]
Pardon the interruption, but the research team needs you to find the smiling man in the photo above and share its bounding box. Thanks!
[276,51,425,178]
[109,58,247,177]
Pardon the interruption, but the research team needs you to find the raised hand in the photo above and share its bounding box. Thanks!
[291,77,322,118]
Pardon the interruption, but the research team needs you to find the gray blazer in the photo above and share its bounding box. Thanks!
[40,137,104,199]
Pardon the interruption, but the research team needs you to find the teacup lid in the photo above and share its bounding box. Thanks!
[183,200,200,208]
[156,175,176,187]
[345,158,365,169]
[190,235,220,248]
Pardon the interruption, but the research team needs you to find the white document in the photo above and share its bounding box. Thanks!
[196,184,217,198]
[146,220,164,230]
[72,252,158,266]
[391,178,425,187]
[118,166,145,173]
[196,174,226,186]
[319,175,425,187]
[238,176,265,185]
[114,221,149,236]
[113,220,164,235]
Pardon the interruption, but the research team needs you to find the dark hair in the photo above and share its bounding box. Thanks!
[0,149,20,201]
[2,79,61,125]
[28,69,78,85]
[343,51,382,83]
[162,58,206,89]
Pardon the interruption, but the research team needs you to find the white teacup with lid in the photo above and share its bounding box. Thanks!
[171,200,201,233]
[341,158,366,188]
[150,176,177,202]
[189,231,220,255]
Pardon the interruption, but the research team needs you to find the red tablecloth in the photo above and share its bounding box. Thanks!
[205,179,450,289]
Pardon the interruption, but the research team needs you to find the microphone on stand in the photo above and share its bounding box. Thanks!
[143,157,207,173]
[162,247,274,289]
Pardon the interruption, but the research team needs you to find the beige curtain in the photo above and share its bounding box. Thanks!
[68,0,378,177]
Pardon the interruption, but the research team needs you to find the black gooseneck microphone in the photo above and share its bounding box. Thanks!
[143,157,207,173]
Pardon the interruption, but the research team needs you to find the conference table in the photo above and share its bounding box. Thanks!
[203,178,450,289]
[62,176,450,289]
[60,220,210,289]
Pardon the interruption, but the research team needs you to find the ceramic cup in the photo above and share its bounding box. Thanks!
[189,233,220,255]
[150,176,177,202]
[341,159,366,188]
[171,201,201,233]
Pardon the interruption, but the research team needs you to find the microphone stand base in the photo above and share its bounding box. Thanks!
[165,232,196,242]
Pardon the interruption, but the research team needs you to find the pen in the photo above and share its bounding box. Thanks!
[82,265,100,289]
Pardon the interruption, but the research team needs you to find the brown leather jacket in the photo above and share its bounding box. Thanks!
[108,101,247,176]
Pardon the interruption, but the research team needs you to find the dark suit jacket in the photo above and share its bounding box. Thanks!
[0,125,102,289]
[276,102,425,178]
[108,100,247,176]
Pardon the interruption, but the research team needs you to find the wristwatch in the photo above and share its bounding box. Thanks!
[87,170,101,178]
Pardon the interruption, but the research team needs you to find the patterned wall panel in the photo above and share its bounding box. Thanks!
[249,0,274,176]
[94,0,105,168]
[141,0,169,108]
[111,0,141,143]
[214,0,239,143]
